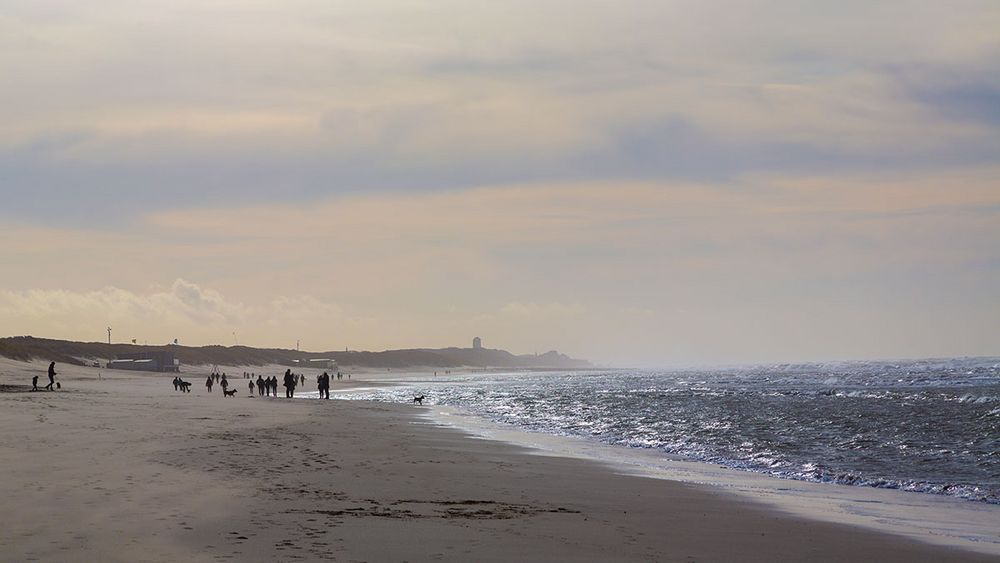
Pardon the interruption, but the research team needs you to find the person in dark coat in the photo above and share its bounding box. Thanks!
[283,369,296,398]
[318,371,330,399]
[45,362,57,391]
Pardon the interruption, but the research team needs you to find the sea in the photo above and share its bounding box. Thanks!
[333,357,1000,505]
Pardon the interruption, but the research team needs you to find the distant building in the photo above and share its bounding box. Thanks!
[107,350,180,372]
[293,358,338,370]
[472,337,482,349]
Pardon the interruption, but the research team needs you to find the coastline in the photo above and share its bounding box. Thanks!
[1,359,997,562]
[424,405,1000,556]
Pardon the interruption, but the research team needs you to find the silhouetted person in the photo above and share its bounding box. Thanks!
[220,373,229,393]
[31,375,39,391]
[318,372,330,399]
[249,380,255,396]
[45,362,56,391]
[284,369,295,398]
[206,376,213,392]
[256,375,265,396]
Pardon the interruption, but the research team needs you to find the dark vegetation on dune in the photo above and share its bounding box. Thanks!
[0,336,591,369]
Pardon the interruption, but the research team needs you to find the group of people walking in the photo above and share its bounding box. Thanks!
[28,362,340,400]
[205,371,228,393]
[188,367,344,400]
[248,373,283,397]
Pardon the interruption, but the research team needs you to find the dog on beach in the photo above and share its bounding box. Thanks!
[223,388,238,397]
[178,380,191,392]
[412,395,425,405]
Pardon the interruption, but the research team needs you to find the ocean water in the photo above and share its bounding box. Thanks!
[338,358,1000,504]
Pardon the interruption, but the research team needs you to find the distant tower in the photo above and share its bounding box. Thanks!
[472,337,482,350]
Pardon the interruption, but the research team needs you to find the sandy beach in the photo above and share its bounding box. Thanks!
[0,359,996,562]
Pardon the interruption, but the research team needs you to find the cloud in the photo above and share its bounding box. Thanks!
[894,61,1000,126]
[2,161,997,364]
[0,279,364,349]
[2,1,999,226]
[166,279,244,323]
[0,279,243,328]
[1,2,999,363]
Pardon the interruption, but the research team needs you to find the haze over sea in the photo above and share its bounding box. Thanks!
[335,357,1000,504]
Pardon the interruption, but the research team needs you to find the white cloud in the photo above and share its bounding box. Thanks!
[0,279,359,348]
[0,280,238,324]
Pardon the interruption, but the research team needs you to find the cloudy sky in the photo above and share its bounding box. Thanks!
[1,1,998,366]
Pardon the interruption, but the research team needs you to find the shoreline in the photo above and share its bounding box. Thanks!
[421,404,1000,556]
[1,359,997,561]
[333,368,1000,512]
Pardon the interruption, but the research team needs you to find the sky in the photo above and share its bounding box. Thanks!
[1,1,998,366]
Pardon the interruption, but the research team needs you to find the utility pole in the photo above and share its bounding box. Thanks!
[232,331,238,346]
[296,339,300,351]
[107,326,112,345]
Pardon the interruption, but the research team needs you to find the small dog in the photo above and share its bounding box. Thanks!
[223,388,238,397]
[178,380,191,392]
[412,395,425,405]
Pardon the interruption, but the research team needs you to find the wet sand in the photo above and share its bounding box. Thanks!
[0,359,996,562]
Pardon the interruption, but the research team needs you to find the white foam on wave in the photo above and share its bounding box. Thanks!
[423,405,1000,556]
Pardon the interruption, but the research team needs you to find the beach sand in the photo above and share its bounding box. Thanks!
[0,359,996,562]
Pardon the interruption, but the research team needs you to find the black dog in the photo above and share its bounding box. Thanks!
[223,388,238,397]
[412,395,425,405]
[178,380,191,392]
